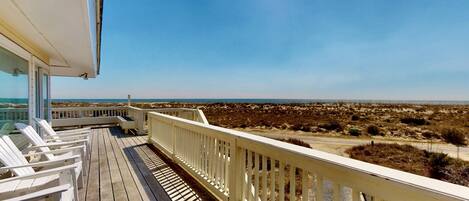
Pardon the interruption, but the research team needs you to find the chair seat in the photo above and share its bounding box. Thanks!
[54,153,82,178]
[0,174,59,195]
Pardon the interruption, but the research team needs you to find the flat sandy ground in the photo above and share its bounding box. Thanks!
[53,102,469,160]
[236,128,469,160]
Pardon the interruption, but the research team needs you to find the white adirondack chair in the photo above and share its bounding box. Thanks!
[33,118,90,151]
[14,123,87,177]
[0,135,80,201]
[0,122,15,135]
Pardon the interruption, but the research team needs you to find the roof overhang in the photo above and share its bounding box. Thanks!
[0,0,103,78]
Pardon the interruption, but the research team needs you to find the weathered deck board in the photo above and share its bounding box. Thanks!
[102,128,128,201]
[78,127,214,201]
[85,128,100,201]
[98,129,114,201]
[118,129,170,201]
[106,128,143,201]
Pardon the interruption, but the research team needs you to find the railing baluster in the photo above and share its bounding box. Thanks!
[247,151,253,201]
[241,148,247,200]
[316,175,324,201]
[216,140,222,187]
[333,182,341,201]
[203,135,207,176]
[289,165,295,201]
[270,158,276,201]
[205,135,209,176]
[279,161,285,201]
[191,131,196,168]
[352,189,361,201]
[302,170,309,201]
[262,155,267,201]
[210,137,216,182]
[254,153,260,200]
[220,141,225,190]
[224,141,230,193]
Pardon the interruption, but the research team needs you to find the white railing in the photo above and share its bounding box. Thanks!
[146,108,208,125]
[128,106,209,134]
[0,108,28,121]
[0,108,29,129]
[52,106,128,119]
[51,106,128,127]
[51,106,209,131]
[148,112,469,201]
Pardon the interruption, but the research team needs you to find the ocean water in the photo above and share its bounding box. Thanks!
[1,98,468,105]
[0,98,28,104]
[50,98,469,105]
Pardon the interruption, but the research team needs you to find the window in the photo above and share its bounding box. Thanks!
[43,73,49,121]
[0,45,29,135]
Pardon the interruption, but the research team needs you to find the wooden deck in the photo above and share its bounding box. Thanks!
[80,127,215,201]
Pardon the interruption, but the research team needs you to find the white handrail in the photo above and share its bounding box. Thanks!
[148,111,469,201]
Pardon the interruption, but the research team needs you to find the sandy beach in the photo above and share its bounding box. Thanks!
[53,101,469,141]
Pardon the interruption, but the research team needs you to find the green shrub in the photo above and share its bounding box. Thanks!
[290,124,312,132]
[442,128,467,146]
[428,152,451,179]
[277,138,312,148]
[290,124,303,131]
[319,120,343,131]
[400,117,430,126]
[367,125,380,136]
[351,114,360,121]
[349,128,361,136]
[422,131,439,139]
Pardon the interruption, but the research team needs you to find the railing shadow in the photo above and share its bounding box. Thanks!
[110,127,215,201]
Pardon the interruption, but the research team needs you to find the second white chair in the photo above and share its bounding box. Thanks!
[15,123,88,177]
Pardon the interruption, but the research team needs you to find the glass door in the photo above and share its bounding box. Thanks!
[35,69,41,119]
[42,73,50,122]
[34,66,50,122]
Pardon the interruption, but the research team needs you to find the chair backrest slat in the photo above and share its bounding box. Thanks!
[0,136,35,176]
[15,123,55,161]
[33,118,58,139]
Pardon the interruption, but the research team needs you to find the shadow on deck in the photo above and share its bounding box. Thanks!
[81,127,216,201]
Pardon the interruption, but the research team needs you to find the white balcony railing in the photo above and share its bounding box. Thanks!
[148,111,469,201]
[51,106,128,127]
[127,106,208,134]
[51,106,207,130]
[0,108,28,121]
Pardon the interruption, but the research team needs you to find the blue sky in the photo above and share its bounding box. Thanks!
[53,0,469,100]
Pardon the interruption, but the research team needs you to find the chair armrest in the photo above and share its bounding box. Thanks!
[58,127,91,132]
[44,134,89,141]
[0,155,81,171]
[54,130,91,136]
[0,164,78,184]
[56,128,91,134]
[30,139,88,148]
[4,184,72,201]
[23,146,85,158]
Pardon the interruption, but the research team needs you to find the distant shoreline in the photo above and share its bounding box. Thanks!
[1,98,469,105]
[49,98,469,105]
